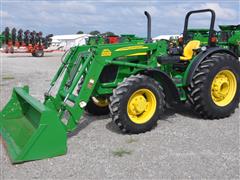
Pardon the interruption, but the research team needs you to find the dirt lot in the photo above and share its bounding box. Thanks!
[0,52,239,179]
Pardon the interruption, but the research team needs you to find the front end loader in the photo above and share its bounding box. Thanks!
[0,11,167,163]
[1,9,240,164]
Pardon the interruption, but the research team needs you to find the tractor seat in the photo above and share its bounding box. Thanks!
[180,40,200,61]
[157,40,201,65]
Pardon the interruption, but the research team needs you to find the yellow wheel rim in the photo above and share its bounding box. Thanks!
[92,97,109,107]
[211,70,237,107]
[127,89,157,124]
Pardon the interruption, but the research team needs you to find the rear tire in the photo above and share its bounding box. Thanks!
[109,74,165,134]
[187,54,240,119]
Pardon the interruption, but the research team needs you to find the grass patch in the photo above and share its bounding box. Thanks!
[126,137,138,144]
[112,148,132,157]
[2,76,15,80]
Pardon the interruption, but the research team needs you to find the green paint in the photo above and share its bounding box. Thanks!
[0,86,66,163]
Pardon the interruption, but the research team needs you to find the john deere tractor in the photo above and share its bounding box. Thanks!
[1,9,239,163]
[185,24,240,56]
[87,34,145,45]
[218,25,240,56]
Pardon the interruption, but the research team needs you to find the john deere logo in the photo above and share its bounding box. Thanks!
[101,49,112,56]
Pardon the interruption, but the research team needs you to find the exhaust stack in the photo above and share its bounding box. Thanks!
[144,11,152,43]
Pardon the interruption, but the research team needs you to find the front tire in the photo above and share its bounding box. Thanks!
[109,74,165,134]
[188,54,240,119]
[85,97,110,115]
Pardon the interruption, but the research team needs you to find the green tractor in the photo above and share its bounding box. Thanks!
[86,34,145,45]
[86,35,106,45]
[218,25,240,56]
[185,24,240,57]
[185,29,209,46]
[1,9,240,163]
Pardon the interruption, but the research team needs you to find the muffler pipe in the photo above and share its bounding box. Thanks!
[144,11,152,43]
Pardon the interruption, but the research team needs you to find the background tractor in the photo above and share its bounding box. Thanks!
[86,34,144,45]
[183,24,240,56]
[218,25,240,56]
[0,9,239,164]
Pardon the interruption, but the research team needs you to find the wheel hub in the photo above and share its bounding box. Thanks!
[212,74,229,100]
[211,70,237,107]
[127,89,157,124]
[129,95,148,115]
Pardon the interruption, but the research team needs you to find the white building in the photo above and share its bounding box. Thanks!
[49,34,91,51]
[153,34,180,42]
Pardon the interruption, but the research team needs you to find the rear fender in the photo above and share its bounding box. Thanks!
[183,47,238,86]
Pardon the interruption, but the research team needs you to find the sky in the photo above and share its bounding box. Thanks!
[1,0,239,37]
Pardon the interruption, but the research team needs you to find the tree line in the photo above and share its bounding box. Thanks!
[76,30,116,36]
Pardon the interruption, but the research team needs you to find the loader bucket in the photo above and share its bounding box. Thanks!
[0,86,67,163]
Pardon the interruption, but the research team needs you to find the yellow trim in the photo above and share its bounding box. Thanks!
[92,97,109,107]
[211,70,237,107]
[180,56,191,60]
[126,52,147,56]
[127,89,157,124]
[115,45,148,51]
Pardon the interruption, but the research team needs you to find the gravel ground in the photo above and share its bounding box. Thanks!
[0,52,239,179]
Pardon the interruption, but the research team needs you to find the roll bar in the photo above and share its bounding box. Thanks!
[183,9,216,46]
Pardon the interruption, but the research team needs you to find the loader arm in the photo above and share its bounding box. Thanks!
[42,45,100,131]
